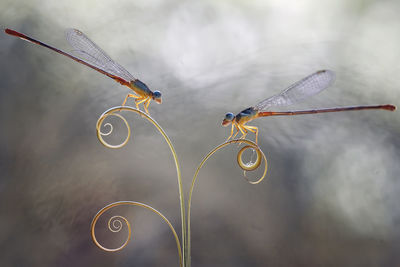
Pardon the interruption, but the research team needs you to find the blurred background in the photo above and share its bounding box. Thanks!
[1,0,400,266]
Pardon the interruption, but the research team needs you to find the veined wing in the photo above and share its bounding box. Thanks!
[65,29,136,82]
[255,70,335,111]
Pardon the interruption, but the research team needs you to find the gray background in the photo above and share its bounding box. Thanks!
[1,0,399,266]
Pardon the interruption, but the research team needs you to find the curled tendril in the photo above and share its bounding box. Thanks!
[91,201,182,267]
[237,145,262,171]
[101,123,114,136]
[195,139,267,185]
[96,112,131,148]
[186,139,268,264]
[108,215,127,233]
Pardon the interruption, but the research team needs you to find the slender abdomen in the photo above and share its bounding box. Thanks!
[5,28,129,86]
[258,105,396,117]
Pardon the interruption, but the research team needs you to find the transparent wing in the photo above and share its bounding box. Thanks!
[255,70,335,111]
[65,29,135,82]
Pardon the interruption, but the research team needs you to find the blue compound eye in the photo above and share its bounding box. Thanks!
[153,91,161,98]
[225,112,234,121]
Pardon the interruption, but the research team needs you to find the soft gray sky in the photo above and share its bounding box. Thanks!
[1,0,399,266]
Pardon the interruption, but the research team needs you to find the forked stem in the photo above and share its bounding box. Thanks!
[94,108,268,266]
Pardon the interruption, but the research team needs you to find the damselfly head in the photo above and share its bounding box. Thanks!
[222,112,234,126]
[153,90,162,104]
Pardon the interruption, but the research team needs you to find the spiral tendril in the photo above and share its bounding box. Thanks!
[91,207,131,253]
[237,145,263,172]
[96,112,131,149]
[91,201,182,266]
[100,123,113,136]
[108,216,126,233]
